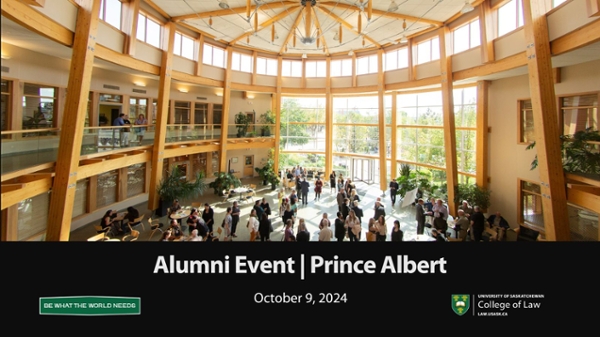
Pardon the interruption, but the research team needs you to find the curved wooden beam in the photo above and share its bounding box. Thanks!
[280,10,304,55]
[312,6,329,55]
[172,1,297,22]
[316,6,380,48]
[229,6,300,45]
[320,2,442,27]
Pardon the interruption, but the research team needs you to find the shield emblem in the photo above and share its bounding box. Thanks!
[451,294,470,316]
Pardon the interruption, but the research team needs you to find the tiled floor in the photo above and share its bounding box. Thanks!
[69,178,427,242]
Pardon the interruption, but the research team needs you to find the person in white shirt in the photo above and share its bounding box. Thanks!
[246,209,260,241]
[186,229,203,241]
[432,199,449,235]
[318,213,333,241]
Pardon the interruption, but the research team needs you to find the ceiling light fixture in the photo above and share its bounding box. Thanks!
[388,0,399,12]
[133,81,146,87]
[302,53,307,59]
[460,1,474,14]
[301,37,316,45]
[218,0,229,9]
[179,88,188,93]
[400,35,408,43]
[333,32,339,41]
[348,50,354,56]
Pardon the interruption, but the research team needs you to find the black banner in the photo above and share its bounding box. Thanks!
[3,242,599,326]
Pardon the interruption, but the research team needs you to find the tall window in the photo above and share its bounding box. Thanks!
[174,32,195,60]
[99,0,122,30]
[498,0,524,37]
[136,12,162,48]
[194,103,208,124]
[172,101,190,124]
[453,19,481,53]
[416,37,440,64]
[129,97,148,120]
[331,59,353,77]
[281,60,302,77]
[560,93,598,136]
[333,96,379,155]
[384,47,408,71]
[305,61,326,78]
[231,52,253,73]
[280,97,326,151]
[552,0,567,8]
[1,79,11,131]
[356,54,378,75]
[518,99,534,143]
[454,86,478,178]
[22,83,56,129]
[256,57,278,76]
[518,179,545,235]
[202,44,226,68]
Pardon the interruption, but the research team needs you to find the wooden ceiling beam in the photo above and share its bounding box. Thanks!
[230,6,300,45]
[172,1,297,22]
[312,6,329,55]
[319,2,442,27]
[280,10,304,55]
[316,6,380,48]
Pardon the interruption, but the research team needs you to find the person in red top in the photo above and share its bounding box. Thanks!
[314,176,323,201]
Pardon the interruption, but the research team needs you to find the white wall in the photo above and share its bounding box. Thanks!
[487,58,600,229]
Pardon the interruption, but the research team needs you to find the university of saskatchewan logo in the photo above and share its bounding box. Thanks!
[451,294,470,316]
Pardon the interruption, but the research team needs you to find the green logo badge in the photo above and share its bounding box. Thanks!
[451,294,470,316]
[39,296,140,316]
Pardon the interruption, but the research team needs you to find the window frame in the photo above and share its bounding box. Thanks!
[453,19,481,54]
[173,32,196,60]
[202,43,227,68]
[356,54,378,75]
[1,79,12,132]
[256,57,278,76]
[281,60,303,78]
[384,47,409,72]
[305,60,326,78]
[517,98,534,144]
[330,59,353,77]
[497,0,524,38]
[558,91,599,136]
[231,52,253,73]
[517,178,546,236]
[415,37,440,65]
[99,0,122,30]
[137,11,163,49]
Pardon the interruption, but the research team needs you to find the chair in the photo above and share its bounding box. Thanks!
[513,226,540,241]
[148,218,164,241]
[93,224,112,239]
[245,190,255,203]
[191,202,202,209]
[122,229,140,242]
[249,183,257,190]
[128,214,145,231]
[222,190,231,202]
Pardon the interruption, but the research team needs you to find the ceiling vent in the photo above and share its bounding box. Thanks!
[103,84,120,90]
[132,88,147,94]
[196,97,207,100]
[1,66,8,73]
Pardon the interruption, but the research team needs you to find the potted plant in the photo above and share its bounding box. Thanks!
[456,183,491,210]
[259,110,275,137]
[156,165,207,216]
[235,112,249,138]
[209,171,242,196]
[255,158,278,187]
[395,164,431,203]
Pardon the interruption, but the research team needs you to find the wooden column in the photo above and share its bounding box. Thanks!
[439,26,459,216]
[1,205,18,241]
[218,46,233,172]
[390,91,397,179]
[46,0,100,241]
[122,0,140,56]
[147,21,176,211]
[479,0,495,64]
[351,53,357,87]
[11,80,22,131]
[522,0,570,241]
[56,87,66,128]
[325,57,333,176]
[89,91,99,126]
[476,80,489,190]
[87,175,97,212]
[251,50,258,85]
[273,56,283,173]
[195,34,204,76]
[587,0,600,16]
[377,49,387,192]
[407,39,416,81]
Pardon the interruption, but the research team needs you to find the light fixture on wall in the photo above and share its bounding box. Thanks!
[133,81,146,87]
[218,0,229,9]
[460,1,474,14]
[179,88,188,93]
[216,91,223,97]
[0,54,10,59]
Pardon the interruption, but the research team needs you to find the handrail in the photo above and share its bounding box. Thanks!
[1,128,60,135]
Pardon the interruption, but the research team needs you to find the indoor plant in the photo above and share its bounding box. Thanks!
[259,110,275,137]
[255,158,279,189]
[156,165,207,216]
[235,112,250,138]
[209,171,242,196]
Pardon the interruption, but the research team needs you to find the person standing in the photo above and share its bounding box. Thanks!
[454,210,470,241]
[300,178,310,205]
[391,220,404,242]
[134,113,147,143]
[231,201,240,238]
[112,113,125,146]
[122,114,131,147]
[375,215,387,241]
[247,209,259,241]
[314,177,323,201]
[389,178,399,207]
[319,215,333,242]
[334,212,346,242]
[202,203,215,234]
[415,198,426,235]
[258,213,271,241]
[329,171,336,193]
[432,199,449,236]
[470,206,485,242]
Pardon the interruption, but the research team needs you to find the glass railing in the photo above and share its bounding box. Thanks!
[81,125,155,155]
[1,128,61,175]
[228,124,275,139]
[165,124,220,144]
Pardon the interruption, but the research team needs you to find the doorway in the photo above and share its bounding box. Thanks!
[352,158,375,184]
[244,155,254,177]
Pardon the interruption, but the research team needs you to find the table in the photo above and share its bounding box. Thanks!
[170,209,191,220]
[233,187,250,201]
[404,233,437,242]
